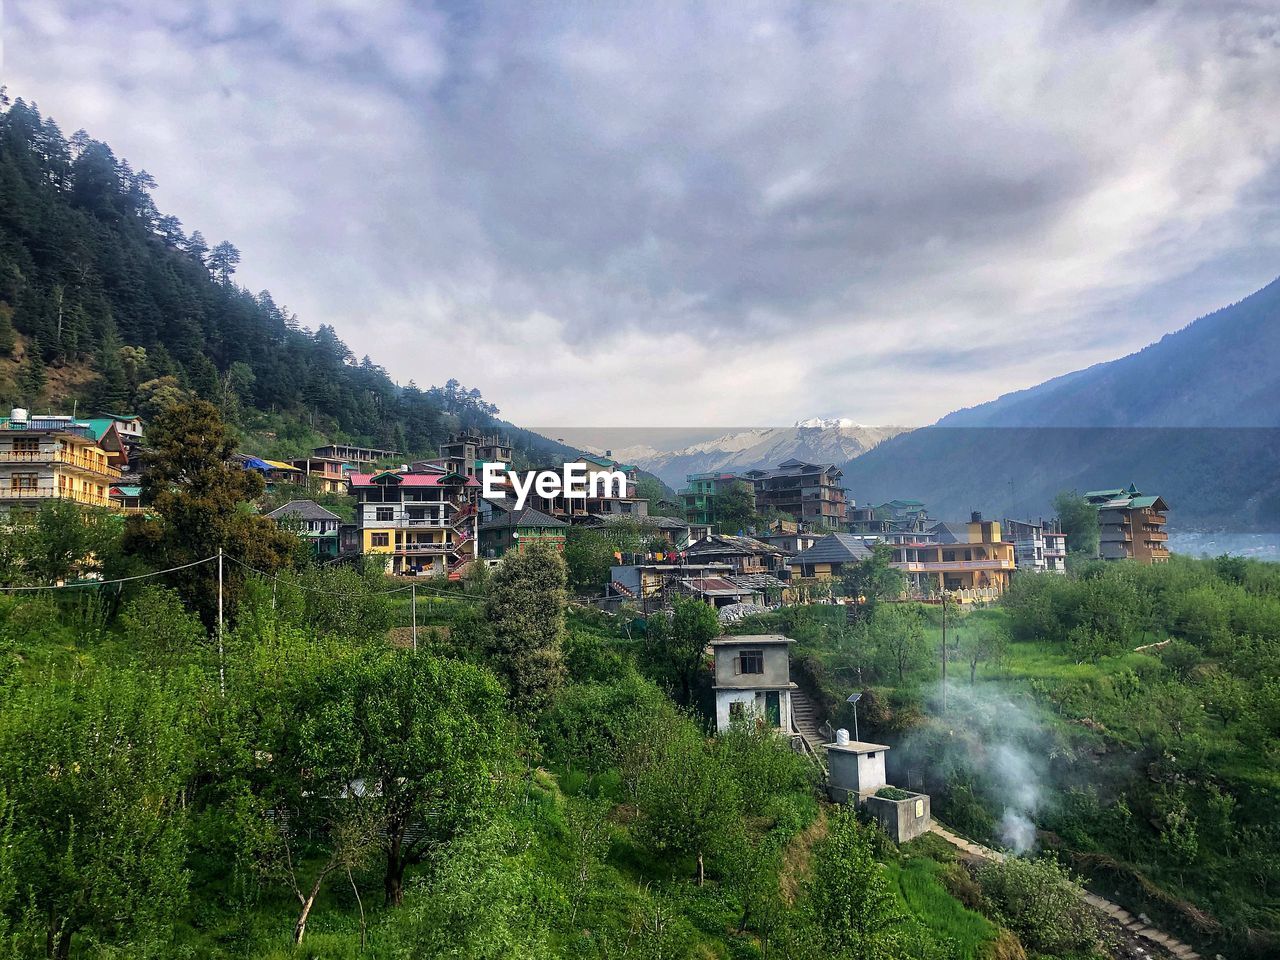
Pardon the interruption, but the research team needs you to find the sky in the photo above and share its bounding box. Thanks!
[4,1,1280,428]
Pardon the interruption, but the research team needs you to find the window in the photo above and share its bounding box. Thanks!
[11,473,37,490]
[738,650,764,674]
[370,532,390,548]
[13,438,38,454]
[729,701,745,720]
[375,506,394,522]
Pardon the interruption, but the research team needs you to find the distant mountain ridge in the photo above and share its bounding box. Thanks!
[841,276,1280,532]
[593,421,908,489]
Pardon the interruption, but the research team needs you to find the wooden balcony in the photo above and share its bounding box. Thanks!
[0,487,118,508]
[0,449,122,479]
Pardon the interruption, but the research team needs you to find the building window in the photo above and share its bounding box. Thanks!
[729,701,745,720]
[371,532,390,548]
[738,650,764,674]
[375,506,394,522]
[13,438,38,454]
[11,474,38,490]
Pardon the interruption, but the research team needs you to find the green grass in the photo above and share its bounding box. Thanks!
[884,856,998,960]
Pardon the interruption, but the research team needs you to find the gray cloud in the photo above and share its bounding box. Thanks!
[4,0,1280,425]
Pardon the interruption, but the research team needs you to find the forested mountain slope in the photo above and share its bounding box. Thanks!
[0,92,568,463]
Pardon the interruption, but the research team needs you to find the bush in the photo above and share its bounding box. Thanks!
[976,856,1098,955]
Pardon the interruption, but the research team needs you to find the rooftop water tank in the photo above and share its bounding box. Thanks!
[10,407,28,424]
[836,728,850,746]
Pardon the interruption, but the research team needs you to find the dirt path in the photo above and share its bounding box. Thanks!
[926,823,1205,960]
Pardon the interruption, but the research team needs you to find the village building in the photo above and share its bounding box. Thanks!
[888,514,1016,601]
[478,505,569,560]
[238,456,304,489]
[790,533,874,580]
[436,432,513,478]
[1086,485,1170,564]
[110,484,143,512]
[711,635,798,733]
[313,443,398,465]
[607,561,735,609]
[267,500,343,558]
[743,459,848,526]
[96,412,144,450]
[288,454,351,494]
[826,733,931,842]
[1002,517,1068,574]
[348,469,479,577]
[0,410,123,515]
[680,472,755,526]
[848,499,931,538]
[684,533,789,575]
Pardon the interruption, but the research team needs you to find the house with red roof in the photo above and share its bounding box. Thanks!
[347,469,480,577]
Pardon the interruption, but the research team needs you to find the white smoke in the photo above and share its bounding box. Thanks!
[911,683,1054,855]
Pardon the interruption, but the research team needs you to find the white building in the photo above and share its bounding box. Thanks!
[710,635,797,733]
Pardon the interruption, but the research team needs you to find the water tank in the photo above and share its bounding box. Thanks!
[10,407,28,424]
[836,728,850,746]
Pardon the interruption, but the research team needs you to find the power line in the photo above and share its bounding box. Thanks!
[0,554,218,592]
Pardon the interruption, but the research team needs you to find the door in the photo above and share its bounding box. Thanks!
[765,691,781,728]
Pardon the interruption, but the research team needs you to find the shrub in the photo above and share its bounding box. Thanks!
[976,856,1098,955]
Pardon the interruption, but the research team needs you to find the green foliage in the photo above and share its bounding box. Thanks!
[563,528,619,594]
[809,809,909,959]
[0,669,193,957]
[976,856,1099,956]
[644,596,720,704]
[485,543,568,711]
[123,398,298,625]
[1053,490,1099,560]
[841,543,907,609]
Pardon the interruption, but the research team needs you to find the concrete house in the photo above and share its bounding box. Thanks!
[268,499,343,558]
[711,635,798,733]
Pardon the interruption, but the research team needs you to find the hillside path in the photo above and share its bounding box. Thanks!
[926,823,1204,960]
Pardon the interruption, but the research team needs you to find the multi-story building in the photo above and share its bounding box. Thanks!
[288,454,351,494]
[848,499,931,538]
[0,410,124,516]
[685,533,789,575]
[889,515,1016,602]
[436,432,513,478]
[711,635,798,733]
[680,472,755,526]
[999,518,1059,574]
[1044,523,1067,572]
[314,443,398,465]
[348,469,479,577]
[743,459,848,526]
[1085,485,1170,564]
[790,533,874,580]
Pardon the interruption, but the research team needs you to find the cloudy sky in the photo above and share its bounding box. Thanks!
[5,1,1280,427]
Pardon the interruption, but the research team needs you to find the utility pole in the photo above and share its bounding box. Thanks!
[217,548,225,697]
[411,583,418,652]
[940,590,948,713]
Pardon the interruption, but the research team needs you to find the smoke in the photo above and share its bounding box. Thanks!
[904,682,1055,855]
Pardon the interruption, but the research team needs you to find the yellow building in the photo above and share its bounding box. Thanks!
[889,516,1015,602]
[348,469,480,578]
[0,410,124,516]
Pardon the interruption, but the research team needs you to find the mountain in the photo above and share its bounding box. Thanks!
[0,94,575,466]
[594,419,908,489]
[841,277,1280,531]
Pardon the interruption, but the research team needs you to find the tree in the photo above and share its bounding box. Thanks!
[958,619,1007,683]
[647,595,720,705]
[564,528,618,593]
[122,399,297,626]
[16,340,46,405]
[810,809,904,958]
[207,241,241,283]
[714,483,756,533]
[1054,490,1099,561]
[0,671,192,958]
[872,603,929,682]
[484,543,568,711]
[842,543,906,609]
[285,650,511,907]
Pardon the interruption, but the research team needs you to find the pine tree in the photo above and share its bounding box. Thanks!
[16,339,46,406]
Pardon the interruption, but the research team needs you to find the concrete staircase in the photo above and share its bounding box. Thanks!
[789,688,825,755]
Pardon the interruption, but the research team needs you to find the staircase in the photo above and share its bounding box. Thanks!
[789,688,826,757]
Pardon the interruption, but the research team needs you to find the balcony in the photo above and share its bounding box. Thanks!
[0,487,118,508]
[894,558,1014,572]
[0,449,122,479]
